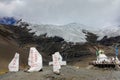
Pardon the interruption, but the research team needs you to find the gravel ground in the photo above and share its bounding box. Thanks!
[0,66,120,80]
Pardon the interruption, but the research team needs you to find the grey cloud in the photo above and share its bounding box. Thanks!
[1,0,120,27]
[0,0,11,2]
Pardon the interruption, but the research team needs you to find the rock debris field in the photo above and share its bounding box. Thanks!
[0,66,120,80]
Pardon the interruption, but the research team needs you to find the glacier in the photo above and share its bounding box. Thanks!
[27,23,120,43]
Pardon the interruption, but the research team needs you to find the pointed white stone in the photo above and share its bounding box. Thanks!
[27,47,43,72]
[8,53,19,72]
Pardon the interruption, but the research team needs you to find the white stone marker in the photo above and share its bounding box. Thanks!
[27,47,43,72]
[8,53,19,72]
[49,52,66,74]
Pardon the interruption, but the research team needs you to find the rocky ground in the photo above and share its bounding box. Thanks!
[0,65,120,80]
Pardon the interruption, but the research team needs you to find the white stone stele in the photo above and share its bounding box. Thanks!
[27,47,43,72]
[8,53,19,72]
[49,52,66,74]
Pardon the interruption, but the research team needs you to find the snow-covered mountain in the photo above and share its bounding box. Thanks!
[96,26,120,40]
[28,23,120,43]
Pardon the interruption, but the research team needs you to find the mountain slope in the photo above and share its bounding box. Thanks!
[0,22,120,73]
[0,25,19,71]
[0,25,30,71]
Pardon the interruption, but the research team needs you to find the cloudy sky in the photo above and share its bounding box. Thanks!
[0,0,120,27]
